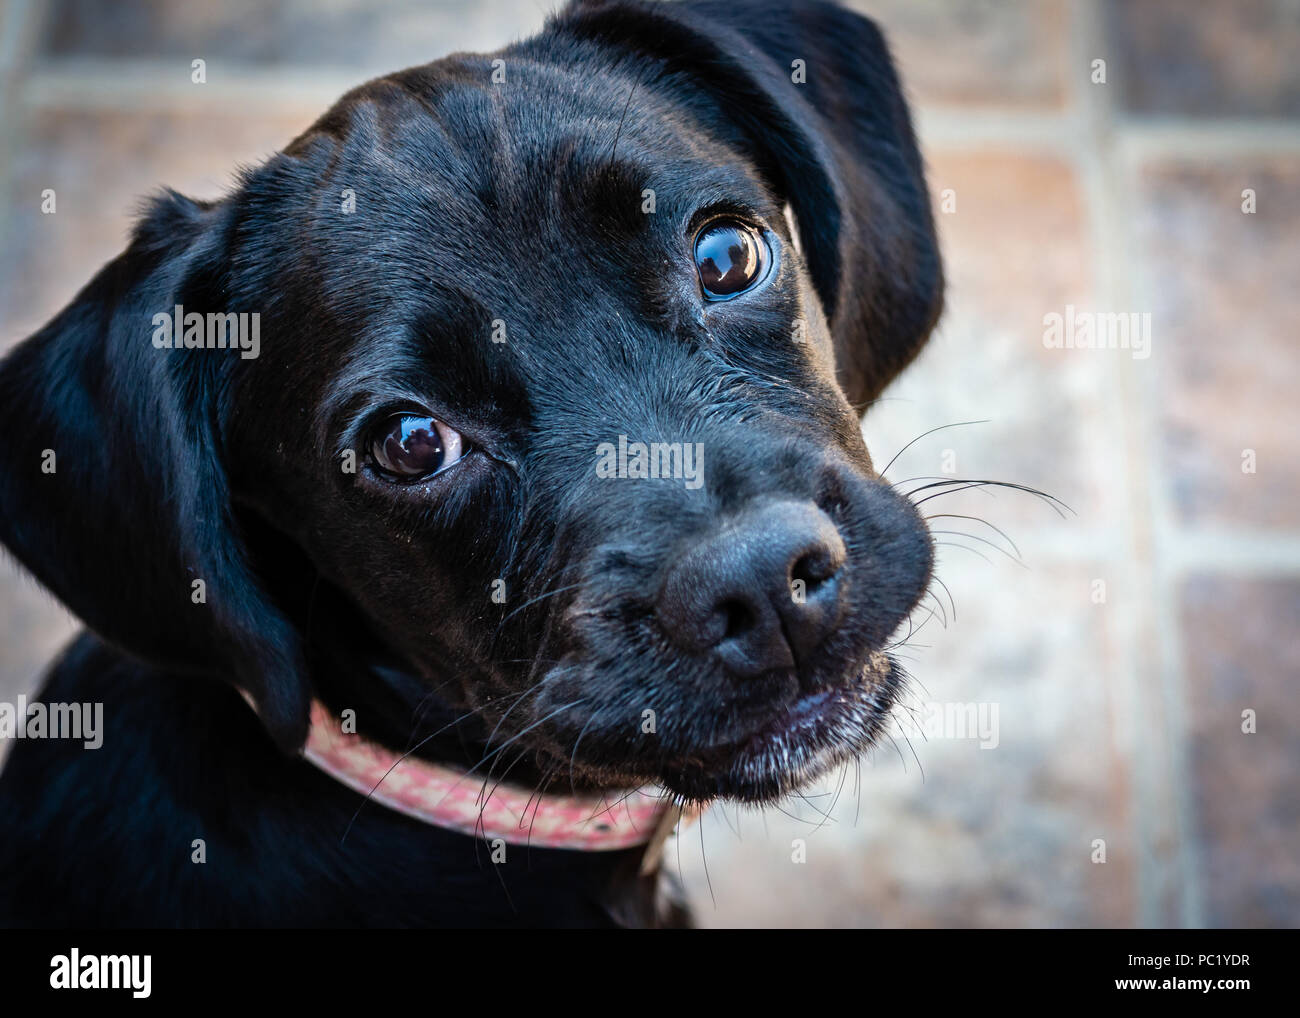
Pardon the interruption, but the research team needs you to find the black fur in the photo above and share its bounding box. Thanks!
[0,0,941,927]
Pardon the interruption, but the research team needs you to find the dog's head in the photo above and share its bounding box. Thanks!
[0,0,941,803]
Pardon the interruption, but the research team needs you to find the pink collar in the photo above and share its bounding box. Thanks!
[302,700,699,864]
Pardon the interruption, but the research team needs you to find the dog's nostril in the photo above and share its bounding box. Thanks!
[791,548,839,594]
[718,598,755,640]
[657,500,849,677]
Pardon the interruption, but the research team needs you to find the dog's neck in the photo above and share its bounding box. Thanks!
[303,643,694,860]
[308,649,553,781]
[241,526,693,856]
[301,697,686,857]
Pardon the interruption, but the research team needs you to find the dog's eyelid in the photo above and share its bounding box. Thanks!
[339,396,452,443]
[686,201,771,237]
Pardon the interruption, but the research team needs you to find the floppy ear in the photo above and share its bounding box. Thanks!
[561,0,943,409]
[0,191,311,751]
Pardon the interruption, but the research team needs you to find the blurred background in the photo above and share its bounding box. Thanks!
[0,0,1296,927]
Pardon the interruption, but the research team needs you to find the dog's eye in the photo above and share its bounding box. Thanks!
[369,414,464,480]
[693,220,770,300]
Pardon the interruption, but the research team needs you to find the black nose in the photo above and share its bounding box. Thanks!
[658,501,848,677]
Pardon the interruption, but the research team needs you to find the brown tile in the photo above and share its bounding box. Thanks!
[1103,0,1300,117]
[682,561,1137,926]
[1134,158,1299,530]
[863,150,1114,537]
[39,0,547,75]
[0,108,314,345]
[39,0,1069,110]
[849,0,1069,109]
[1181,575,1300,927]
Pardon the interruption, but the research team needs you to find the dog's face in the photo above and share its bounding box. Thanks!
[0,0,942,804]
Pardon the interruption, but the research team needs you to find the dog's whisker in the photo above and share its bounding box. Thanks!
[478,739,536,811]
[604,60,648,171]
[697,807,716,910]
[924,588,949,628]
[906,478,1073,518]
[930,573,959,623]
[493,581,585,635]
[853,754,864,827]
[901,731,926,782]
[818,761,850,832]
[464,700,586,783]
[887,595,941,649]
[770,800,818,830]
[891,474,997,495]
[929,529,1027,568]
[583,784,648,825]
[341,700,506,844]
[883,731,909,774]
[935,539,996,567]
[925,512,1023,560]
[567,711,600,796]
[877,419,991,479]
[521,768,548,846]
[480,679,549,771]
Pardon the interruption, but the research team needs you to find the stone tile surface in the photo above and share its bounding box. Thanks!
[682,561,1136,927]
[0,108,314,344]
[1103,0,1300,117]
[852,0,1070,109]
[867,150,1113,538]
[40,0,548,75]
[1181,575,1300,928]
[1134,157,1300,530]
[1,0,1297,929]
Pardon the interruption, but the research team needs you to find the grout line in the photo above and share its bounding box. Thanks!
[914,107,1082,152]
[907,109,1300,158]
[1074,1,1209,928]
[21,58,360,113]
[1116,118,1300,158]
[0,0,44,286]
[0,0,39,74]
[1160,532,1300,573]
[19,57,1300,162]
[1068,0,1173,929]
[903,528,1300,572]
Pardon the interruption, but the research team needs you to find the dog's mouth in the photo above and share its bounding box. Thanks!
[654,650,902,803]
[492,464,933,805]
[522,645,906,806]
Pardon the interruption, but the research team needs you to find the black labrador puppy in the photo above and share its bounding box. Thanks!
[0,0,940,927]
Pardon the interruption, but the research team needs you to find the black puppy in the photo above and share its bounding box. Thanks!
[0,0,940,927]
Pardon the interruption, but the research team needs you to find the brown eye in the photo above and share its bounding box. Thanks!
[693,220,770,299]
[369,413,465,480]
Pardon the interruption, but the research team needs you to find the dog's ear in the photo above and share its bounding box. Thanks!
[561,0,942,409]
[0,191,310,751]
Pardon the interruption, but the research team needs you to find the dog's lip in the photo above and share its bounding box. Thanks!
[701,682,858,766]
[679,650,896,779]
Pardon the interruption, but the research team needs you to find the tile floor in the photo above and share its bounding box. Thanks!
[0,0,1295,927]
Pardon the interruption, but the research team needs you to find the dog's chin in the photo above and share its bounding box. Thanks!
[550,651,905,805]
[658,651,904,804]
